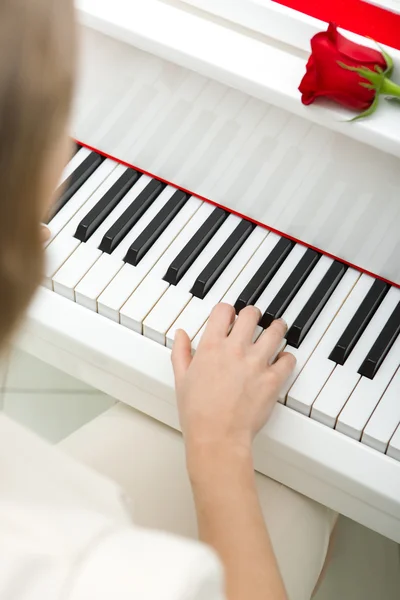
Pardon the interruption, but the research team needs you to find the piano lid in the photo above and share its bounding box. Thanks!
[76,0,400,160]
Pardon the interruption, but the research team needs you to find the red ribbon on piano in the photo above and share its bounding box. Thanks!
[272,0,400,51]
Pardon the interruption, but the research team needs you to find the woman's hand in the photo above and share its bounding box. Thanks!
[172,304,294,600]
[171,303,296,462]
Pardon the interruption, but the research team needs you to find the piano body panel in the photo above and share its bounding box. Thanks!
[17,288,400,543]
[73,8,400,285]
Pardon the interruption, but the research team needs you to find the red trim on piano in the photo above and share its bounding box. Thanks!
[74,139,400,289]
[272,0,400,51]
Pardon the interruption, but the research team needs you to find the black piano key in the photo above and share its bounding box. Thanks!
[74,168,141,243]
[358,300,400,379]
[163,208,228,286]
[328,279,389,365]
[234,237,294,313]
[259,248,321,329]
[190,220,255,300]
[51,151,105,219]
[286,261,347,348]
[124,190,189,266]
[99,179,166,254]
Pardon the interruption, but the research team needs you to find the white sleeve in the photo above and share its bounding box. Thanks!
[68,527,226,600]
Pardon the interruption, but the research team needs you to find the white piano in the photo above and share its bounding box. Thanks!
[18,0,400,542]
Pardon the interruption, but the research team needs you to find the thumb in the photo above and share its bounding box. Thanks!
[171,329,192,386]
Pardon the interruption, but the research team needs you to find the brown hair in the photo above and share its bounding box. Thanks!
[0,0,75,349]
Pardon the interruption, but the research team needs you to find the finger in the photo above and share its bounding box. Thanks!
[269,351,296,383]
[171,329,192,386]
[199,303,235,346]
[229,305,261,345]
[255,318,287,362]
[41,224,50,243]
[268,339,287,366]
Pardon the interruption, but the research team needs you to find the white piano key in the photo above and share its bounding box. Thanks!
[140,214,242,344]
[362,367,400,453]
[76,254,125,312]
[192,320,207,350]
[97,199,208,320]
[166,297,210,350]
[280,255,333,328]
[311,285,399,430]
[175,214,241,290]
[190,232,281,349]
[165,226,268,347]
[97,262,151,322]
[280,268,360,395]
[221,232,280,306]
[336,296,400,440]
[272,253,335,404]
[52,166,145,297]
[45,164,131,283]
[387,425,400,461]
[287,273,373,416]
[254,243,308,314]
[60,147,91,185]
[120,278,169,334]
[53,245,102,300]
[43,234,81,288]
[46,159,118,245]
[134,199,210,281]
[74,186,180,310]
[144,287,193,344]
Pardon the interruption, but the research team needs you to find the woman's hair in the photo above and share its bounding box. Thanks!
[0,0,75,349]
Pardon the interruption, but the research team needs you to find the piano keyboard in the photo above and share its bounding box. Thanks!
[44,146,400,462]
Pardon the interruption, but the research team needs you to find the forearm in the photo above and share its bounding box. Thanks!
[188,444,288,600]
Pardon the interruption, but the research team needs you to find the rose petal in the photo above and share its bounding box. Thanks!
[308,35,376,105]
[301,88,372,111]
[327,22,386,69]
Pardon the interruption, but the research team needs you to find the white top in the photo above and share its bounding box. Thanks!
[0,414,224,600]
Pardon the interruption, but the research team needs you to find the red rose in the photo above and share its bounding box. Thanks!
[299,23,387,111]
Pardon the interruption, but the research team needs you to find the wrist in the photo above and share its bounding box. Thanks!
[185,439,254,488]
